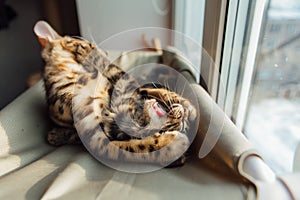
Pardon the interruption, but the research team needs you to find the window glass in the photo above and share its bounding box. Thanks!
[244,0,300,173]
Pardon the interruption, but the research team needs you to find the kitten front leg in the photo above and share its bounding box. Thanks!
[110,131,189,165]
[47,127,81,146]
[111,132,176,153]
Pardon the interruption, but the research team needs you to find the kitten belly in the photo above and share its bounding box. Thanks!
[72,74,111,128]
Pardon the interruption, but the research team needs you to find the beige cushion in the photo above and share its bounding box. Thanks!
[0,81,256,199]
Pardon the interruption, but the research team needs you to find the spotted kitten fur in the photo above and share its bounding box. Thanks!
[34,21,196,167]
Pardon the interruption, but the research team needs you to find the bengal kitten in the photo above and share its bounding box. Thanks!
[34,21,197,167]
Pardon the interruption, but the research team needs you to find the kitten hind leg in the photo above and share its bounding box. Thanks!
[47,127,81,146]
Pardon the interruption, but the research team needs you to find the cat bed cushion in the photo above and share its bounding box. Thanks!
[0,83,256,200]
[0,50,299,199]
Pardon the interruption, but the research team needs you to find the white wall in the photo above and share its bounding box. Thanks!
[76,0,172,50]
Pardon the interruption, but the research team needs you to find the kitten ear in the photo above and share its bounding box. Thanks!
[34,21,61,47]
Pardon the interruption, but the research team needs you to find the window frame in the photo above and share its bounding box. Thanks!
[173,0,270,130]
[217,0,268,130]
[173,0,206,84]
[173,0,228,96]
[217,0,250,116]
[201,0,228,100]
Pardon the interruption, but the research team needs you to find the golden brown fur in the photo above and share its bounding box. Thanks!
[34,21,197,167]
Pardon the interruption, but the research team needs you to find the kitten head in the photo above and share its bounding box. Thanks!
[136,88,196,135]
[116,88,196,139]
[144,98,187,131]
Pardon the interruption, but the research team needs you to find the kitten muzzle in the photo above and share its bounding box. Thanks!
[151,101,166,117]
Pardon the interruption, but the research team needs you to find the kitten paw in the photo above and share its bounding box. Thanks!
[47,127,81,146]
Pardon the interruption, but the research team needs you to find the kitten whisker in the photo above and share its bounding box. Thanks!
[159,92,171,110]
[87,28,97,46]
[152,82,158,88]
[180,81,187,98]
[71,36,88,42]
[167,92,173,107]
[166,81,174,105]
